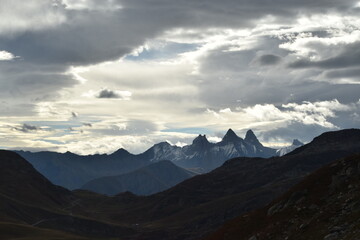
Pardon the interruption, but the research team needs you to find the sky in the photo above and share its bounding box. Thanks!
[0,0,360,154]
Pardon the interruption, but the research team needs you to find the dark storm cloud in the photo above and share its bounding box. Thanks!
[2,0,358,67]
[0,61,77,99]
[260,122,333,144]
[325,68,360,80]
[289,41,360,69]
[71,112,78,118]
[1,0,360,154]
[97,89,122,99]
[13,123,40,132]
[122,0,358,28]
[258,54,282,65]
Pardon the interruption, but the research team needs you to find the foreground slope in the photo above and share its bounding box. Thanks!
[0,150,134,239]
[81,160,196,195]
[0,150,74,210]
[205,154,360,240]
[74,129,360,240]
[0,222,86,240]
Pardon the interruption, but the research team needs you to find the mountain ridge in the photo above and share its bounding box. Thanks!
[81,160,196,196]
[15,129,276,189]
[204,153,360,240]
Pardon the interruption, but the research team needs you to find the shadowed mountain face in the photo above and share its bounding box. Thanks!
[81,160,196,196]
[0,150,135,239]
[0,150,73,210]
[204,154,360,240]
[15,129,276,189]
[15,149,149,190]
[71,129,360,240]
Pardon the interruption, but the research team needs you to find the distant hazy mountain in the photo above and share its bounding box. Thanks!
[81,160,197,196]
[15,129,276,190]
[142,129,277,171]
[15,149,150,190]
[276,139,304,156]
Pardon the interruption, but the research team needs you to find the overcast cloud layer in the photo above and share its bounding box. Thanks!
[0,0,359,154]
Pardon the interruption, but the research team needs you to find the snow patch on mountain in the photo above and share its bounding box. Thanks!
[276,139,304,156]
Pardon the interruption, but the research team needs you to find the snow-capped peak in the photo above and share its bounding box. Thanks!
[292,139,303,146]
[276,139,304,156]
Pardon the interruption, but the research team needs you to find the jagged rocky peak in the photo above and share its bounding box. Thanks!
[222,128,242,142]
[153,141,172,149]
[192,134,211,147]
[292,139,303,146]
[244,129,262,146]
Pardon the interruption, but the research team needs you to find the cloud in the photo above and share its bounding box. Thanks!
[258,54,282,65]
[289,42,360,69]
[0,0,66,36]
[88,119,158,136]
[0,50,17,60]
[71,111,78,118]
[62,0,122,10]
[0,0,360,154]
[204,99,357,131]
[83,88,132,100]
[13,123,41,133]
[97,89,132,99]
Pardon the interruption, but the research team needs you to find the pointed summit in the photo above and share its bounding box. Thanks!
[112,148,131,157]
[222,129,241,142]
[244,129,262,146]
[292,139,304,146]
[192,134,211,149]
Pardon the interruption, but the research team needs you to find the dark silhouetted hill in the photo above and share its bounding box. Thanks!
[81,160,196,195]
[204,153,360,240]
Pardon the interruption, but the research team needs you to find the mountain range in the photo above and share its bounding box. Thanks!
[15,129,278,190]
[91,128,359,240]
[0,128,360,240]
[81,160,196,196]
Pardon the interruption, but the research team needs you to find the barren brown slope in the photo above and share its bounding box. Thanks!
[204,154,360,240]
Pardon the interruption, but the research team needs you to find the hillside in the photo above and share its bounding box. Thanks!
[15,149,149,189]
[81,160,196,196]
[204,154,360,240]
[0,150,135,239]
[0,150,74,210]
